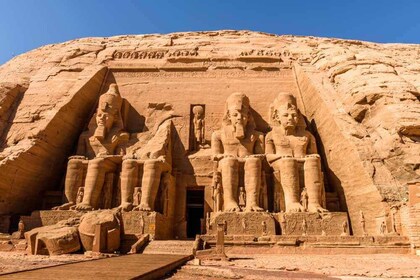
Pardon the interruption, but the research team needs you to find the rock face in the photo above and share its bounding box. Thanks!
[25,217,81,255]
[0,31,418,243]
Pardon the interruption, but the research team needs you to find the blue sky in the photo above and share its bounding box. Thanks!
[1,0,419,65]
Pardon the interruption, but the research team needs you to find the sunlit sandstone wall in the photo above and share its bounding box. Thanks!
[0,31,418,239]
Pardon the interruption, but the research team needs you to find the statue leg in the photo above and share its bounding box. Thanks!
[277,158,304,212]
[139,160,170,211]
[304,156,327,213]
[53,158,85,210]
[119,159,138,211]
[76,158,115,210]
[219,157,240,212]
[244,157,263,212]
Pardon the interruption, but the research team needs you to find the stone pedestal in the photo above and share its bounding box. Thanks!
[276,212,349,236]
[122,211,173,240]
[208,212,276,236]
[22,210,173,240]
[21,211,82,231]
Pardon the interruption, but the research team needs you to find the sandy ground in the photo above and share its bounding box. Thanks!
[0,252,418,279]
[168,254,420,280]
[0,251,102,275]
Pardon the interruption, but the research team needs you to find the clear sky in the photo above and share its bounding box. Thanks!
[1,0,419,65]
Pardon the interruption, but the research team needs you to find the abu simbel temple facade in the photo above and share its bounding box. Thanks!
[0,31,419,255]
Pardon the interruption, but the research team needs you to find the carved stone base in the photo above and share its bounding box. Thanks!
[21,210,83,231]
[122,211,173,240]
[205,211,349,236]
[276,212,349,236]
[208,212,276,236]
[22,210,173,240]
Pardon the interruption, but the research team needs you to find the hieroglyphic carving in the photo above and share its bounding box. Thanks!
[113,48,199,60]
[111,70,282,79]
[238,49,292,62]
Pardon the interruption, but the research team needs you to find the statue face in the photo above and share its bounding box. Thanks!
[96,108,115,131]
[227,106,249,139]
[196,111,203,119]
[275,106,298,130]
[228,107,248,127]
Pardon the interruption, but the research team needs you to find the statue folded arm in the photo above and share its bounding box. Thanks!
[253,132,265,155]
[265,131,280,163]
[305,131,318,156]
[211,130,224,161]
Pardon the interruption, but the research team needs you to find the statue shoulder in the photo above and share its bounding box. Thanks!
[304,130,316,141]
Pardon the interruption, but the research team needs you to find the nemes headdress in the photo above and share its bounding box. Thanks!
[98,83,122,114]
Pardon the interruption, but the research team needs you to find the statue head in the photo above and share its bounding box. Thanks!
[270,93,300,131]
[95,84,123,139]
[222,92,255,139]
[192,105,204,119]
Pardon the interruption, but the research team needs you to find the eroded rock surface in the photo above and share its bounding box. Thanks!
[0,30,418,240]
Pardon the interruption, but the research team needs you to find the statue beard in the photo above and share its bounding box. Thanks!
[94,124,106,139]
[233,123,245,139]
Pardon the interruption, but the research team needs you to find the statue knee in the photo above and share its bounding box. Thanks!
[304,155,321,168]
[219,158,238,169]
[245,157,261,169]
[279,157,297,168]
[89,157,105,169]
[122,159,137,170]
[144,159,162,172]
[279,157,295,163]
[67,158,83,169]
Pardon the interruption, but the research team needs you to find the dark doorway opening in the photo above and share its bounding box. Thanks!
[186,189,204,239]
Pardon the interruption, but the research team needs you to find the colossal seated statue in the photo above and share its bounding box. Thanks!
[53,84,128,210]
[211,93,264,212]
[118,118,173,212]
[265,93,327,213]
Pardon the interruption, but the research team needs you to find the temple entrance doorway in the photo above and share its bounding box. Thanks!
[186,189,204,239]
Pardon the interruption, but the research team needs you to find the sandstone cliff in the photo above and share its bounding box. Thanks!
[0,31,418,235]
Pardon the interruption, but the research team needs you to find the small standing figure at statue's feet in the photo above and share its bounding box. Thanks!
[380,220,387,236]
[360,210,368,236]
[238,186,246,211]
[17,219,25,239]
[75,187,84,205]
[300,188,309,212]
[261,221,268,236]
[12,219,25,239]
[132,187,142,207]
[341,220,349,236]
[212,170,223,212]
